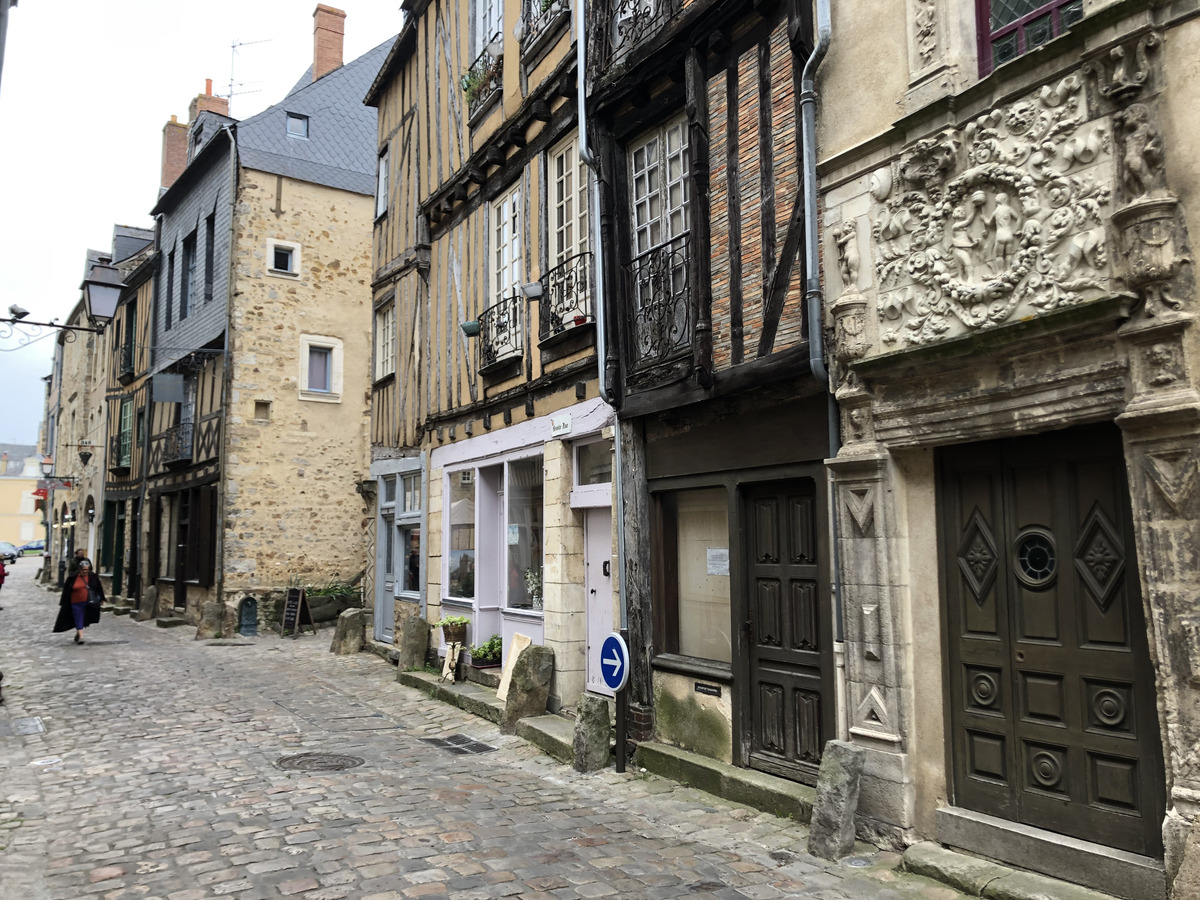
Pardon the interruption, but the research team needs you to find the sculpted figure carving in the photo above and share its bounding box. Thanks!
[986,192,1021,268]
[1115,104,1165,200]
[835,220,861,291]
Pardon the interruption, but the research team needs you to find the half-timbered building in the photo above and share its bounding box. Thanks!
[366,0,616,711]
[584,0,832,782]
[818,0,1200,896]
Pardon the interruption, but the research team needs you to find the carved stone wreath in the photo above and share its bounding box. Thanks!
[871,75,1118,348]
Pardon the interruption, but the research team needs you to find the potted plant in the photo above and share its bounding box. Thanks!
[434,614,469,645]
[524,567,543,610]
[469,633,503,667]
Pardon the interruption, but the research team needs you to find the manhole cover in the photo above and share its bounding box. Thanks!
[275,752,364,772]
[419,734,497,755]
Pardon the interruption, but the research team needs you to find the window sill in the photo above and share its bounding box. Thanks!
[298,391,342,404]
[267,268,300,279]
[372,372,396,389]
[652,653,733,682]
[503,606,544,620]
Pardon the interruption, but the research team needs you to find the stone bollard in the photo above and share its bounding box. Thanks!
[573,693,611,773]
[396,614,430,672]
[135,585,158,622]
[195,600,226,640]
[500,645,554,734]
[806,740,866,861]
[329,608,366,655]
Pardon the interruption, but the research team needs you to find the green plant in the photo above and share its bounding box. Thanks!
[433,614,470,627]
[470,633,503,663]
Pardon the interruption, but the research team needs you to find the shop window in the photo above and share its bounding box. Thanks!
[506,457,544,610]
[977,0,1082,75]
[654,487,731,663]
[570,438,613,507]
[448,470,476,599]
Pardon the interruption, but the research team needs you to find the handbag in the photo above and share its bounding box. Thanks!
[86,586,103,610]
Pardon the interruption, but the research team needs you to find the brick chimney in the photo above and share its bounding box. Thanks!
[188,78,229,122]
[161,115,188,190]
[313,5,346,81]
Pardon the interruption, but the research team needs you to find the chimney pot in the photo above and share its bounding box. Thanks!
[313,5,346,81]
[205,78,213,95]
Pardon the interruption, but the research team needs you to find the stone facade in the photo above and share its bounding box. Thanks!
[819,2,1200,896]
[221,171,373,622]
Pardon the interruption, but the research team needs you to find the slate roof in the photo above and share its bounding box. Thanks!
[237,37,395,196]
[0,444,38,477]
[112,225,154,265]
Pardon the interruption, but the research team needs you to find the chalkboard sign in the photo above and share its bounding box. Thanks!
[281,587,315,637]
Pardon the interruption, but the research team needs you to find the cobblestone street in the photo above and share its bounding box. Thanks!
[0,563,965,900]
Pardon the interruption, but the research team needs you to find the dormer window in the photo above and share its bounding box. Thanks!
[286,113,309,139]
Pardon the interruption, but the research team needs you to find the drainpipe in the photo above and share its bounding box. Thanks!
[576,0,628,632]
[216,123,238,634]
[799,0,844,642]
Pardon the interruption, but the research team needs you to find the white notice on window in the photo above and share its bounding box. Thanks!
[706,548,730,576]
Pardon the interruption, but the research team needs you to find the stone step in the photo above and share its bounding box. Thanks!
[155,617,189,628]
[903,842,1127,900]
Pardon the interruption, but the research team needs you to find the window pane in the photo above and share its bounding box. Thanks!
[274,247,292,271]
[402,526,421,592]
[990,0,1042,28]
[308,347,330,392]
[383,476,397,504]
[675,488,731,663]
[506,457,544,610]
[448,472,476,599]
[992,32,1019,65]
[403,472,422,512]
[383,515,395,576]
[576,440,613,486]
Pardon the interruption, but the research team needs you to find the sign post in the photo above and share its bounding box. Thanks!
[600,632,630,772]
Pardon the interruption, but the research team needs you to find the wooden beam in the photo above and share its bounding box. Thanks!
[467,165,487,184]
[686,48,714,387]
[531,100,553,121]
[757,38,778,357]
[506,125,527,148]
[486,145,507,165]
[727,60,744,366]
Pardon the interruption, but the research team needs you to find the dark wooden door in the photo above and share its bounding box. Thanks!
[941,425,1163,857]
[128,498,141,601]
[745,479,829,783]
[112,501,126,596]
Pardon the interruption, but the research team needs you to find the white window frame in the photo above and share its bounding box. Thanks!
[267,239,301,278]
[491,183,522,305]
[550,132,589,268]
[569,435,613,508]
[475,0,502,55]
[286,113,309,139]
[374,302,396,380]
[629,114,690,257]
[376,146,389,219]
[299,334,344,402]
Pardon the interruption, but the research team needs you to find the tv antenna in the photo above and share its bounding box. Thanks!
[227,38,270,116]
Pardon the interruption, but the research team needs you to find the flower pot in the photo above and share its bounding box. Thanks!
[442,623,467,645]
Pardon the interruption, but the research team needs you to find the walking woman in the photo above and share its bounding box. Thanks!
[53,557,103,644]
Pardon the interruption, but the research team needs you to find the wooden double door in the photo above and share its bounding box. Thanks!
[744,477,832,784]
[940,425,1163,857]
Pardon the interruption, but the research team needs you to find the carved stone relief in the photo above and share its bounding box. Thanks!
[843,484,877,537]
[1083,31,1161,106]
[913,0,938,69]
[1144,448,1200,516]
[869,75,1123,348]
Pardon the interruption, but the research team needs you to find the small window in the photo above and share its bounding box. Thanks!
[383,476,397,505]
[402,472,422,513]
[286,113,309,138]
[977,0,1083,75]
[375,147,389,218]
[267,240,301,277]
[374,302,396,380]
[299,334,343,402]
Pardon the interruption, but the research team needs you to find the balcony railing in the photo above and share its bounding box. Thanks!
[462,38,503,121]
[118,340,135,385]
[626,232,691,371]
[479,294,524,372]
[161,422,194,466]
[606,0,680,63]
[538,252,593,343]
[520,0,569,59]
[108,431,133,473]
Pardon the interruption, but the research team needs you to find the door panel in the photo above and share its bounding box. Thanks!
[746,479,828,783]
[585,507,614,695]
[942,426,1162,857]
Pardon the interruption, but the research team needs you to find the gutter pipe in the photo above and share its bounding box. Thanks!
[577,1,629,632]
[799,0,845,642]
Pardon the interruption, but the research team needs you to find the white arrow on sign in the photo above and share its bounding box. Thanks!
[604,647,623,674]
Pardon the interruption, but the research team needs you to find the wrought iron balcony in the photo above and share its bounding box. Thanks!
[538,252,593,343]
[626,232,691,371]
[108,431,133,473]
[520,0,569,59]
[479,294,524,373]
[161,422,194,466]
[606,0,680,63]
[462,38,503,120]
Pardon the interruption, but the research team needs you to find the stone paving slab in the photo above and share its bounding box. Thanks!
[0,564,967,899]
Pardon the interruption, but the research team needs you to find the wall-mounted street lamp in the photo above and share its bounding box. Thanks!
[1,263,126,351]
[41,455,54,477]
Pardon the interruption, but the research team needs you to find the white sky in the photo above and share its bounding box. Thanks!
[0,1,402,446]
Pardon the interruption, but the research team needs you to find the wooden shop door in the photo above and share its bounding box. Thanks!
[940,425,1163,857]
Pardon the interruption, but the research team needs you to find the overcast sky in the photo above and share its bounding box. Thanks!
[0,1,401,447]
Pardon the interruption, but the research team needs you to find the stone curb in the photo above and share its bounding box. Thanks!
[903,842,1123,900]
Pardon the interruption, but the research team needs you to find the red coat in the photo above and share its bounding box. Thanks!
[53,571,104,632]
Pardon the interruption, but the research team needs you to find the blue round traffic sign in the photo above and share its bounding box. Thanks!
[600,633,629,692]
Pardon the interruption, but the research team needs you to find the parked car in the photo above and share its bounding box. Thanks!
[18,539,45,555]
[0,542,18,564]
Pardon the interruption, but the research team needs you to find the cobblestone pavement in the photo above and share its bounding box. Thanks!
[0,563,965,900]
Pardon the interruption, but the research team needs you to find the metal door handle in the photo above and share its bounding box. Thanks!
[590,589,596,595]
[603,561,610,577]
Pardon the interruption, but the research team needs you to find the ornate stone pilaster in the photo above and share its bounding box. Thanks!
[828,445,912,838]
